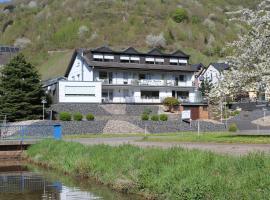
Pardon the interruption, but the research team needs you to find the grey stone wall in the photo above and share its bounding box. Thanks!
[50,103,112,116]
[25,119,226,135]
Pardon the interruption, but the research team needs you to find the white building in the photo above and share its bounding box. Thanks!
[199,63,230,85]
[50,46,203,104]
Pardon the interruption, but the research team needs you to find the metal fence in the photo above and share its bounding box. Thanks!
[0,124,62,141]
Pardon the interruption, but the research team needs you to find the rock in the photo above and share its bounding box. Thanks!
[78,25,89,38]
[203,18,215,30]
[28,1,38,8]
[14,37,31,49]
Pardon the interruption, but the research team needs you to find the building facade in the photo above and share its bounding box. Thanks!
[55,46,202,104]
[199,63,229,85]
[0,46,20,67]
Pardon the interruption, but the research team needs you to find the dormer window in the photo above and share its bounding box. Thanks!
[93,54,103,61]
[130,56,140,63]
[179,59,188,66]
[120,56,130,63]
[145,57,155,64]
[104,55,114,62]
[155,58,164,64]
[170,59,178,65]
[169,58,188,65]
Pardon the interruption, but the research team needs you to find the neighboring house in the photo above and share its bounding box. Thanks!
[0,45,20,67]
[53,46,203,104]
[199,63,230,85]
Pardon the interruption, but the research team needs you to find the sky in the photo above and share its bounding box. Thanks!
[0,0,11,3]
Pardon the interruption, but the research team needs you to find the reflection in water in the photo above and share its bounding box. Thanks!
[0,161,140,200]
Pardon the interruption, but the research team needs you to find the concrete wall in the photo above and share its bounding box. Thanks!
[58,81,102,103]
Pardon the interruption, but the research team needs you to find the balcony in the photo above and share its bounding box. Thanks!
[99,79,194,87]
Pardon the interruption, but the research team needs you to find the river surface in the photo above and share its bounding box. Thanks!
[0,160,142,200]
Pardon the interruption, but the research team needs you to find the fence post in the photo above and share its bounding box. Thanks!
[53,125,62,140]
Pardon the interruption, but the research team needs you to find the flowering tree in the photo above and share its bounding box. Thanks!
[209,0,270,102]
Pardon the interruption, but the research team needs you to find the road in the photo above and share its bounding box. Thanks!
[65,137,270,156]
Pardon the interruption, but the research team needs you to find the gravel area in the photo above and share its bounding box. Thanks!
[65,137,270,156]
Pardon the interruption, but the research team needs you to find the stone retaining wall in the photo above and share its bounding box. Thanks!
[24,120,226,135]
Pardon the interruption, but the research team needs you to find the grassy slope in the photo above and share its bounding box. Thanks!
[26,140,270,199]
[0,0,260,79]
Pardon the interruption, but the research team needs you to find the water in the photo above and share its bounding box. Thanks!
[0,161,141,200]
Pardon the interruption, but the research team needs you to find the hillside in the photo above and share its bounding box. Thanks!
[0,0,260,80]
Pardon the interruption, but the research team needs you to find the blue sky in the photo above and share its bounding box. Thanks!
[0,0,11,3]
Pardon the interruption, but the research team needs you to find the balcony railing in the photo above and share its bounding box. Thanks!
[98,78,195,87]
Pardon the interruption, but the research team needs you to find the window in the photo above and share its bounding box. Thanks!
[99,71,108,79]
[123,89,129,97]
[120,56,130,63]
[177,91,189,98]
[65,86,95,96]
[141,91,159,99]
[155,58,164,64]
[145,57,155,64]
[104,55,114,62]
[170,58,178,65]
[93,54,103,61]
[139,74,146,80]
[130,56,140,63]
[179,75,185,81]
[179,59,188,66]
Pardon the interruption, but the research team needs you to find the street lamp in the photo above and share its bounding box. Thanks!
[41,97,47,120]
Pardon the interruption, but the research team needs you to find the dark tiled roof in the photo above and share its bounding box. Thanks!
[147,48,164,56]
[89,46,190,58]
[192,63,204,70]
[171,50,190,58]
[42,76,66,87]
[122,47,141,54]
[92,46,113,53]
[210,63,230,71]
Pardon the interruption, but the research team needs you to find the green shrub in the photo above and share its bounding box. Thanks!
[151,115,159,121]
[143,108,152,115]
[59,112,71,121]
[228,123,238,132]
[171,8,189,23]
[191,15,201,24]
[233,110,240,116]
[159,114,168,121]
[163,97,180,112]
[86,113,95,121]
[141,113,149,121]
[73,112,83,121]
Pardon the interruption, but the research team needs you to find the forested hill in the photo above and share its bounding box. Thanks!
[0,0,260,79]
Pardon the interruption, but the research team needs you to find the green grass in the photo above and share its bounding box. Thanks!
[26,140,270,199]
[141,132,270,144]
[64,132,270,144]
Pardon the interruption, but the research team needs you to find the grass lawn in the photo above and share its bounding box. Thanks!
[26,140,270,199]
[64,132,270,144]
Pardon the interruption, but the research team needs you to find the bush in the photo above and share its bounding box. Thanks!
[228,123,238,132]
[59,112,71,121]
[151,115,159,121]
[86,113,95,121]
[163,97,180,112]
[73,112,83,121]
[159,114,168,121]
[141,113,149,121]
[171,8,189,23]
[191,15,201,24]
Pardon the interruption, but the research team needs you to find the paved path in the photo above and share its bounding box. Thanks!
[65,137,270,156]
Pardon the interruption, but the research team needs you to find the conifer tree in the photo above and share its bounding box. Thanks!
[0,53,45,121]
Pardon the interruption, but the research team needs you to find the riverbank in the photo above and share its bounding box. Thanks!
[25,140,270,199]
